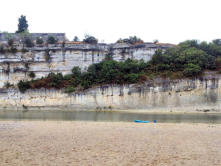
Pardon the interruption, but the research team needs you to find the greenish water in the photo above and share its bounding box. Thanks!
[0,111,221,123]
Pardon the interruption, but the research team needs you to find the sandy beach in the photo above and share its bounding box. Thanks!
[0,121,221,166]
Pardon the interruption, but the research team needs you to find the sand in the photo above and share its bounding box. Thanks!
[0,121,221,166]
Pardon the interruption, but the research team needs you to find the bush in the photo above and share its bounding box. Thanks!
[18,80,30,93]
[21,48,28,53]
[83,35,98,44]
[0,46,5,54]
[9,47,17,53]
[47,36,57,44]
[48,73,63,88]
[36,37,44,45]
[116,36,143,45]
[4,82,13,89]
[124,73,140,83]
[71,67,81,78]
[28,71,36,78]
[24,37,34,47]
[64,86,75,93]
[183,64,201,77]
[215,57,221,68]
[8,39,14,47]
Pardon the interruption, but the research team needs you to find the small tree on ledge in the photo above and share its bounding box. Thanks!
[83,34,98,44]
[47,36,57,44]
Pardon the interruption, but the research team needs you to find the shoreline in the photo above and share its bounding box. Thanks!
[0,107,221,114]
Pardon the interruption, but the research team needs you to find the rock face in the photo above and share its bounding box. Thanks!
[1,76,221,112]
[0,43,171,88]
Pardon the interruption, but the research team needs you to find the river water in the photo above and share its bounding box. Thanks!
[0,111,221,123]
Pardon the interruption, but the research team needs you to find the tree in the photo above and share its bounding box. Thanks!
[153,39,159,44]
[212,39,221,46]
[83,34,98,44]
[47,36,57,44]
[24,37,34,47]
[16,15,29,33]
[28,71,36,78]
[36,37,44,45]
[116,36,143,45]
[73,36,79,42]
[183,63,201,77]
[8,39,14,47]
[71,67,81,78]
[18,30,31,48]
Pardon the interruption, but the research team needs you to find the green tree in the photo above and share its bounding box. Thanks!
[8,39,14,47]
[212,39,221,46]
[116,36,143,45]
[183,64,201,77]
[24,37,34,47]
[28,71,36,78]
[83,34,98,44]
[47,36,57,44]
[36,37,44,45]
[16,15,29,33]
[73,36,79,42]
[71,67,81,78]
[18,80,30,93]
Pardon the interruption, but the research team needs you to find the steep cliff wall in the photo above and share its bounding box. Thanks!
[0,43,162,88]
[1,76,221,112]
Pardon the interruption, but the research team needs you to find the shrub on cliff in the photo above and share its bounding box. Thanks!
[116,36,143,45]
[64,86,75,93]
[124,73,140,83]
[18,80,30,93]
[24,37,34,47]
[4,82,13,89]
[0,46,6,54]
[8,39,14,47]
[47,36,57,44]
[36,37,44,45]
[28,71,36,78]
[183,64,201,77]
[9,47,17,53]
[83,35,98,44]
[47,72,64,88]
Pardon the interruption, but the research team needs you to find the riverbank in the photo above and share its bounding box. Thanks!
[0,121,221,166]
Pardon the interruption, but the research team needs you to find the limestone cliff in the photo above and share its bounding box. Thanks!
[0,74,220,112]
[0,43,168,88]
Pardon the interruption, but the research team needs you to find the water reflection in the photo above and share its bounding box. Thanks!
[0,111,221,123]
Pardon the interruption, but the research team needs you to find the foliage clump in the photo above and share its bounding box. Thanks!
[117,36,143,45]
[36,37,44,45]
[18,80,31,93]
[83,35,98,44]
[17,59,148,92]
[47,36,57,44]
[28,71,36,78]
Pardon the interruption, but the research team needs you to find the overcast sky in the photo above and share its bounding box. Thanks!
[0,0,220,44]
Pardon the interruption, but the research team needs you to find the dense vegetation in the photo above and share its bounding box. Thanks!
[83,34,98,44]
[150,39,221,77]
[18,59,148,93]
[17,39,221,93]
[116,36,143,45]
